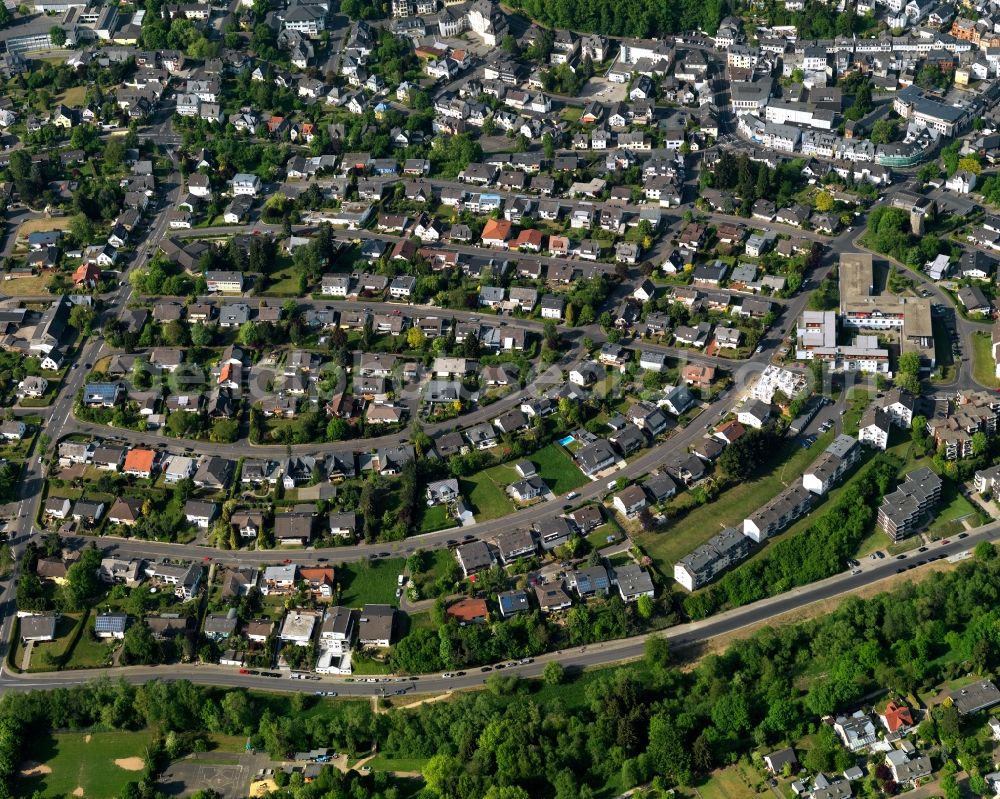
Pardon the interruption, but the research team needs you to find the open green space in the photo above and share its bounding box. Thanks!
[690,762,769,799]
[262,265,302,297]
[205,734,251,753]
[971,331,1000,389]
[417,503,453,534]
[927,481,981,537]
[586,521,623,552]
[531,443,587,495]
[16,729,156,799]
[62,626,116,669]
[841,389,872,437]
[637,430,834,577]
[460,468,516,520]
[338,558,406,607]
[364,756,429,773]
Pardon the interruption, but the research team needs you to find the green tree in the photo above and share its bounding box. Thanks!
[542,661,565,685]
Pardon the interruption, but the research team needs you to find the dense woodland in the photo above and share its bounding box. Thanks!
[6,548,1000,799]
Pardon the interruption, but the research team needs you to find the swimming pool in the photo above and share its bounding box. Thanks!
[558,435,575,446]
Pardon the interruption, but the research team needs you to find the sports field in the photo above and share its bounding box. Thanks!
[16,729,155,798]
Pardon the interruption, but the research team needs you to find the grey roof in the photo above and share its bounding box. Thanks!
[951,679,1000,714]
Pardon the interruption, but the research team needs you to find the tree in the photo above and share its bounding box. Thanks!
[814,191,834,212]
[121,621,160,665]
[60,547,102,610]
[870,118,897,145]
[68,304,95,334]
[636,593,654,619]
[49,25,66,46]
[542,661,565,685]
[644,636,670,670]
[209,418,239,443]
[406,326,426,350]
[958,154,983,175]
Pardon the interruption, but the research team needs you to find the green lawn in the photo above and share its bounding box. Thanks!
[417,504,454,534]
[206,734,251,753]
[460,469,516,521]
[971,331,999,389]
[263,268,304,297]
[62,623,116,670]
[364,756,428,773]
[927,482,981,537]
[586,521,623,552]
[338,558,406,607]
[841,388,872,436]
[531,443,587,495]
[16,729,156,799]
[351,655,394,675]
[636,430,835,577]
[693,763,768,799]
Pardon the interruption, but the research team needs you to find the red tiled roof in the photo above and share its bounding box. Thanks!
[881,702,913,732]
[446,598,489,623]
[123,448,156,474]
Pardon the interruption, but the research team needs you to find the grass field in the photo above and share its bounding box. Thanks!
[410,548,458,598]
[417,503,453,534]
[927,482,980,537]
[971,331,999,389]
[841,389,872,436]
[63,627,117,669]
[531,443,587,494]
[16,729,156,799]
[636,431,835,577]
[364,756,428,773]
[338,558,405,607]
[1,274,53,295]
[263,267,303,297]
[58,86,87,106]
[460,468,516,520]
[692,762,768,799]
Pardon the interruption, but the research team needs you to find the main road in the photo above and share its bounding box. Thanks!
[0,522,987,695]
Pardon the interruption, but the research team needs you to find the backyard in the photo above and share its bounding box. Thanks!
[531,443,587,495]
[16,729,156,799]
[459,466,517,520]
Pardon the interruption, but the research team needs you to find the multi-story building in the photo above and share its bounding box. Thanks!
[877,467,942,541]
[674,527,752,591]
[802,435,861,495]
[926,391,1000,459]
[743,483,815,542]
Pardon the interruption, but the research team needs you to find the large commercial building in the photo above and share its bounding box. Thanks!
[838,253,935,367]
